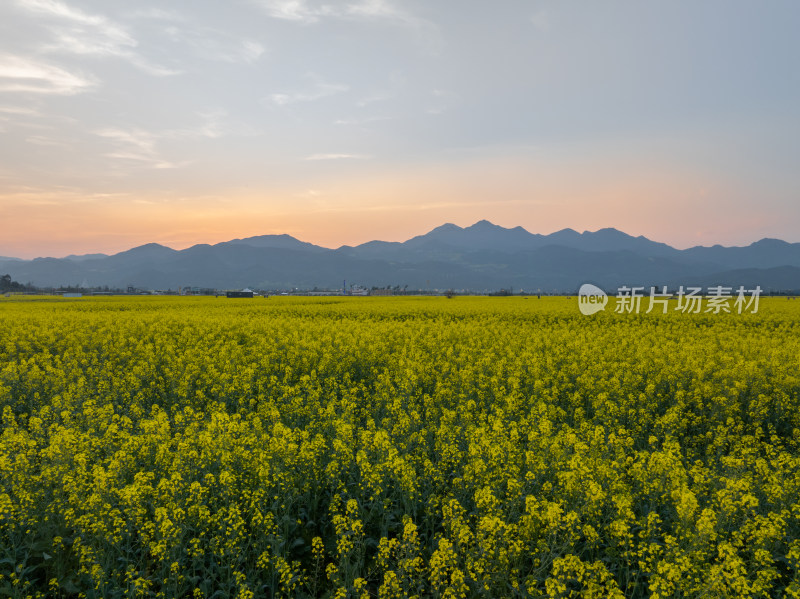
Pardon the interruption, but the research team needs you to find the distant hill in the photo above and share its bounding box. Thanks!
[1,221,799,292]
[63,253,109,262]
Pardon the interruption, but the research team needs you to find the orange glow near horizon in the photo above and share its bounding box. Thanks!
[0,152,791,259]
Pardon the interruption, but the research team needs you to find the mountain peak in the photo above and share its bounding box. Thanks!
[226,234,327,252]
[752,238,789,247]
[429,223,463,233]
[550,228,580,239]
[123,242,175,254]
[591,227,628,236]
[468,219,500,229]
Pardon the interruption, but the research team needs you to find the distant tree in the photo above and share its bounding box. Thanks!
[0,274,30,292]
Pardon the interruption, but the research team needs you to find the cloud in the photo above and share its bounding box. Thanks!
[94,127,180,169]
[241,40,267,63]
[190,109,233,139]
[0,104,40,116]
[190,36,265,65]
[257,0,313,22]
[178,108,264,140]
[106,153,179,169]
[267,81,349,106]
[125,57,182,78]
[161,24,266,65]
[257,0,401,23]
[126,8,185,22]
[344,0,404,20]
[95,127,157,152]
[14,0,180,76]
[305,153,369,160]
[25,135,66,147]
[356,91,392,108]
[17,0,134,53]
[0,55,95,94]
[259,0,401,22]
[92,110,245,170]
[16,0,108,27]
[254,0,437,37]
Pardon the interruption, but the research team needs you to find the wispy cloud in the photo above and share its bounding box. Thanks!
[189,109,234,139]
[16,0,110,27]
[126,8,185,22]
[261,0,405,23]
[257,0,402,23]
[0,104,41,116]
[17,0,131,49]
[256,0,327,23]
[15,0,180,76]
[93,110,244,170]
[94,127,180,169]
[25,134,66,147]
[356,91,392,108]
[254,0,438,42]
[305,153,369,160]
[0,55,95,94]
[173,108,259,140]
[162,25,266,65]
[344,0,408,21]
[241,40,267,63]
[95,127,156,154]
[268,81,349,106]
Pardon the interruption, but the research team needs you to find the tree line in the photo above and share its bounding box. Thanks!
[0,274,34,292]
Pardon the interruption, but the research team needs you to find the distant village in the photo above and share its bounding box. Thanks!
[1,274,535,298]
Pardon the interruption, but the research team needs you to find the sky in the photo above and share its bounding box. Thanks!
[1,0,799,259]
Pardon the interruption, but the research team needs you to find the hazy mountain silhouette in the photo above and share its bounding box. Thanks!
[64,253,108,262]
[336,220,679,262]
[225,234,329,253]
[1,221,799,292]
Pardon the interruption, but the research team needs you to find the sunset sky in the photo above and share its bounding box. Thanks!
[1,0,798,259]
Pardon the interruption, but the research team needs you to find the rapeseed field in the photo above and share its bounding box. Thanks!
[1,295,799,598]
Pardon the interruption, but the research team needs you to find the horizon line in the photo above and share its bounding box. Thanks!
[1,220,793,261]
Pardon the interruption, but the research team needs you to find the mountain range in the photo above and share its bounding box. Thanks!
[2,220,799,293]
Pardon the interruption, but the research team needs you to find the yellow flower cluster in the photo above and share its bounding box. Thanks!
[1,294,799,597]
